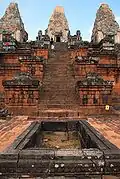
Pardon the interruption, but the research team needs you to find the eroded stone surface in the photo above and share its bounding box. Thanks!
[0,116,30,152]
[0,2,28,42]
[91,3,120,43]
[88,115,120,149]
[47,6,69,42]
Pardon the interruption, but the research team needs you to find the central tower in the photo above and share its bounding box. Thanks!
[46,6,69,42]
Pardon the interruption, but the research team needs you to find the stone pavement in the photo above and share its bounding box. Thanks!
[88,115,120,149]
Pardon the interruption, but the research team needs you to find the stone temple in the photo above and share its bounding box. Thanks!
[0,2,28,42]
[0,2,120,179]
[91,3,120,43]
[46,6,69,42]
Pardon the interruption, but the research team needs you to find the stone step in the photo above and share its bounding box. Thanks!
[43,91,75,93]
[44,75,75,78]
[47,61,70,64]
[44,67,72,70]
[45,69,69,72]
[44,74,73,77]
[41,95,76,99]
[40,95,77,99]
[45,68,72,71]
[45,67,69,69]
[42,90,76,94]
[45,69,72,73]
[43,81,76,84]
[39,95,77,101]
[42,86,75,90]
[39,99,78,104]
[44,74,73,78]
[43,80,76,83]
[38,104,80,110]
[45,67,69,70]
[44,69,72,73]
[45,69,73,72]
[40,90,76,94]
[40,97,78,104]
[42,84,76,88]
[42,89,76,92]
[44,67,73,71]
[43,82,75,85]
[41,93,77,97]
[37,110,83,118]
[43,75,75,78]
[42,86,75,89]
[46,64,71,67]
[44,70,74,73]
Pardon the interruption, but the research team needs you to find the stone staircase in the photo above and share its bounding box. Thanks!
[38,44,80,117]
[54,42,68,52]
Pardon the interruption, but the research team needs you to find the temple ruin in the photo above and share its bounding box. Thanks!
[0,2,28,42]
[47,6,69,42]
[0,2,120,179]
[91,3,120,43]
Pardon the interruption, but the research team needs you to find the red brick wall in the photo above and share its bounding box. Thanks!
[8,106,38,116]
[3,54,19,64]
[74,63,97,78]
[33,49,49,59]
[4,88,39,107]
[70,48,88,60]
[0,68,20,91]
[99,56,117,65]
[78,87,112,106]
[20,62,44,81]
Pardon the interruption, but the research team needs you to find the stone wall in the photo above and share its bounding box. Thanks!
[4,88,40,106]
[20,61,44,81]
[33,49,49,60]
[77,86,112,106]
[74,63,97,78]
[70,48,88,61]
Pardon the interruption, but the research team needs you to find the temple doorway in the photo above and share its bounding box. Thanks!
[56,35,61,42]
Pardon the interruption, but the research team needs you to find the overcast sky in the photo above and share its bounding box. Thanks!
[0,0,120,41]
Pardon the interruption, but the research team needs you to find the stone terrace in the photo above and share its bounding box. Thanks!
[88,115,120,149]
[0,116,31,152]
[38,43,115,117]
